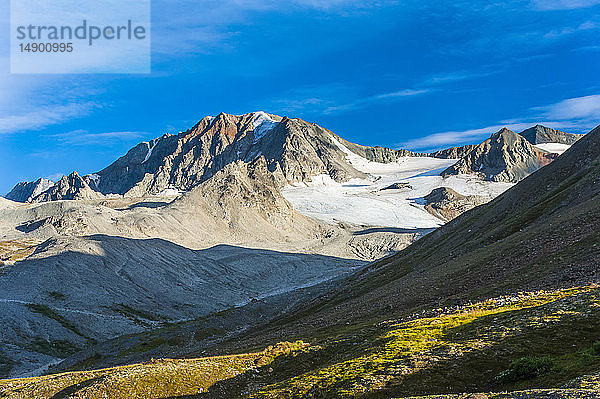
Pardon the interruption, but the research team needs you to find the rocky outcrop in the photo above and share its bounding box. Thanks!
[441,128,558,182]
[381,182,412,190]
[31,172,104,203]
[423,187,487,222]
[520,125,584,145]
[5,178,54,203]
[430,144,477,159]
[338,138,421,162]
[261,118,368,184]
[92,113,263,197]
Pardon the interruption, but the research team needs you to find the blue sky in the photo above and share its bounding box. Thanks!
[1,0,600,194]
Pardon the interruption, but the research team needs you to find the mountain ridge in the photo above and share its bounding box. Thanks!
[4,115,581,203]
[5,178,54,203]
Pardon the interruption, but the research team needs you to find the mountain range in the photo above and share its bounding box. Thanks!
[5,113,583,203]
[0,112,595,399]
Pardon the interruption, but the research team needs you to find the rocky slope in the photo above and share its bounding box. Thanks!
[0,155,407,377]
[0,233,361,378]
[0,197,16,209]
[520,124,584,145]
[30,172,104,203]
[241,123,600,344]
[423,187,487,222]
[5,178,54,203]
[0,157,325,246]
[163,156,323,244]
[441,128,558,182]
[430,144,477,159]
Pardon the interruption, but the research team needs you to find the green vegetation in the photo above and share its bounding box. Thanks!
[249,287,600,398]
[26,303,94,342]
[27,338,80,358]
[497,356,555,382]
[48,291,66,301]
[592,341,600,356]
[110,303,166,324]
[0,342,306,399]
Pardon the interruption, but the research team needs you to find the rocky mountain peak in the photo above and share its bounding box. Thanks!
[5,178,55,203]
[519,124,584,145]
[31,171,104,203]
[73,112,368,198]
[441,128,557,182]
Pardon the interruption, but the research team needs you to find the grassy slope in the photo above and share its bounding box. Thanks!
[1,287,599,398]
[0,239,40,264]
[0,342,307,398]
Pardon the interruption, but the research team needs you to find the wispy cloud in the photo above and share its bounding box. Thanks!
[48,130,147,145]
[0,103,98,135]
[261,83,357,115]
[544,20,598,38]
[400,94,600,151]
[533,94,600,121]
[421,70,500,86]
[151,0,398,55]
[533,0,600,10]
[265,68,500,116]
[398,123,535,150]
[323,88,432,114]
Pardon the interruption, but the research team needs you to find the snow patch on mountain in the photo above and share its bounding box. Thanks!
[534,143,570,155]
[87,174,100,187]
[252,111,279,143]
[143,138,159,164]
[157,187,183,197]
[283,139,514,229]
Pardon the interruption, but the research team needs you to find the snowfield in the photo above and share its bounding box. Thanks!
[534,143,571,155]
[282,137,514,229]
